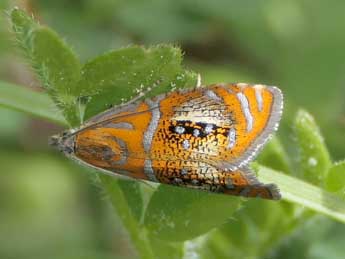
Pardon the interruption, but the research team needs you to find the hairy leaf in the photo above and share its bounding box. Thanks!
[11,8,81,125]
[294,110,332,185]
[144,184,241,242]
[326,161,345,193]
[77,46,197,120]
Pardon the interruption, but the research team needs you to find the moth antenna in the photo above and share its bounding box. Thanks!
[66,83,161,137]
[122,82,160,107]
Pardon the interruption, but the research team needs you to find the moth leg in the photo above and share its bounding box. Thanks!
[153,161,281,200]
[137,179,159,190]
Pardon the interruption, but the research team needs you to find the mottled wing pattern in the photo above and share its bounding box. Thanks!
[149,83,283,170]
[151,160,280,199]
[68,83,282,199]
[74,100,155,181]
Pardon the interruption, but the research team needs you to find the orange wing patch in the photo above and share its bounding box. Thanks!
[74,101,153,180]
[211,83,283,170]
[148,83,283,170]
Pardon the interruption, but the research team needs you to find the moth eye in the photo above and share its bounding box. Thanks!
[64,146,74,154]
[174,125,185,134]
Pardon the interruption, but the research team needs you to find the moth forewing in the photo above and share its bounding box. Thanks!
[51,83,283,200]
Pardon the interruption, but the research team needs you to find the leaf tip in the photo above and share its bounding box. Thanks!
[295,109,315,126]
[10,7,37,33]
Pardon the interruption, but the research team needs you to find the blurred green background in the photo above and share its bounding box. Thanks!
[1,0,345,258]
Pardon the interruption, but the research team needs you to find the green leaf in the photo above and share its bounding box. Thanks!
[270,217,333,259]
[0,80,66,125]
[257,136,292,174]
[116,179,144,222]
[77,45,197,120]
[10,7,39,37]
[11,8,81,125]
[10,9,197,126]
[144,184,241,242]
[257,164,345,223]
[293,109,332,185]
[99,175,155,259]
[326,161,345,193]
[200,199,298,259]
[150,238,184,259]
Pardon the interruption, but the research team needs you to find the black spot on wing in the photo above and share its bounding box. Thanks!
[168,120,230,138]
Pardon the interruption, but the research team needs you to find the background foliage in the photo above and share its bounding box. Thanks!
[1,1,345,259]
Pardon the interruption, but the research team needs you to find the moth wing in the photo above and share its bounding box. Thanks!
[150,159,281,200]
[71,83,282,187]
[150,84,283,171]
[223,166,281,200]
[73,100,160,178]
[216,83,283,170]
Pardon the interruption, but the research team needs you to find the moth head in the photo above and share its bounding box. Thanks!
[49,130,76,155]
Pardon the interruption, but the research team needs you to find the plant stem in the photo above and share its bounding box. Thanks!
[101,176,155,258]
[258,165,345,223]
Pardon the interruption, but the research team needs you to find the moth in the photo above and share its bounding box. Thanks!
[51,82,283,200]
